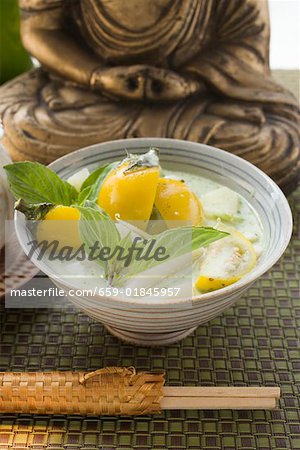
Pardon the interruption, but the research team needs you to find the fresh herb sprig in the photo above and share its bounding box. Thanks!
[4,160,116,218]
[77,205,228,286]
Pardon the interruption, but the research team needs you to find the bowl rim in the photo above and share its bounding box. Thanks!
[15,137,293,306]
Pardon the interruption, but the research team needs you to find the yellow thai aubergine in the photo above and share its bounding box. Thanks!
[195,275,241,292]
[154,178,203,227]
[195,229,257,292]
[36,205,82,248]
[98,160,160,223]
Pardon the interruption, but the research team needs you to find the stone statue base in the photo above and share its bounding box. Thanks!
[0,68,299,193]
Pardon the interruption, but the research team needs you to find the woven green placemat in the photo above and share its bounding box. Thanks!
[0,189,299,450]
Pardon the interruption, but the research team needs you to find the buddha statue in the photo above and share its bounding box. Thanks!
[0,0,299,192]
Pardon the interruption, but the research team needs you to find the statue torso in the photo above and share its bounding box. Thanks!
[71,0,212,67]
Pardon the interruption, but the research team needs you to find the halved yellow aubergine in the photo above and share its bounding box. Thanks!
[154,178,203,228]
[36,205,82,248]
[195,228,257,292]
[98,149,160,224]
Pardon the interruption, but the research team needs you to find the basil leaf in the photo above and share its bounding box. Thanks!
[190,227,229,251]
[77,186,93,205]
[4,162,78,206]
[77,204,120,280]
[81,164,111,190]
[78,203,228,287]
[78,162,116,204]
[118,226,228,281]
[80,200,102,211]
[108,232,133,284]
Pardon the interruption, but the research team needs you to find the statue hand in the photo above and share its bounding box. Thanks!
[91,65,204,101]
[91,65,148,100]
[145,67,204,101]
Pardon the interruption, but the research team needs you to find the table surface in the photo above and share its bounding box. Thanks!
[0,71,299,450]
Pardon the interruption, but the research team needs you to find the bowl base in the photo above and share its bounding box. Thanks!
[104,325,198,346]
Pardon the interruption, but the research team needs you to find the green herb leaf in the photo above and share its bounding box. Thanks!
[77,204,120,279]
[108,231,133,285]
[190,227,229,251]
[77,186,93,205]
[78,203,228,287]
[117,226,228,283]
[78,162,116,204]
[4,162,78,206]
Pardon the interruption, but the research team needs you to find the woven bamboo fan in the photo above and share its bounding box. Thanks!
[0,367,280,415]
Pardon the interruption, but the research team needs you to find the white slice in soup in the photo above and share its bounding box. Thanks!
[200,186,240,221]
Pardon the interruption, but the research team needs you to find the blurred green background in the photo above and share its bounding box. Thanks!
[0,0,32,85]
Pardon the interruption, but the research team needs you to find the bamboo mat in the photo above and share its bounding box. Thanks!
[0,71,299,450]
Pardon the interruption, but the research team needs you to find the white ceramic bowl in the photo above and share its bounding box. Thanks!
[15,138,293,345]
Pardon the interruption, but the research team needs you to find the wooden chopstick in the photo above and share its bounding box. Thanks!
[161,387,280,410]
[163,387,280,398]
